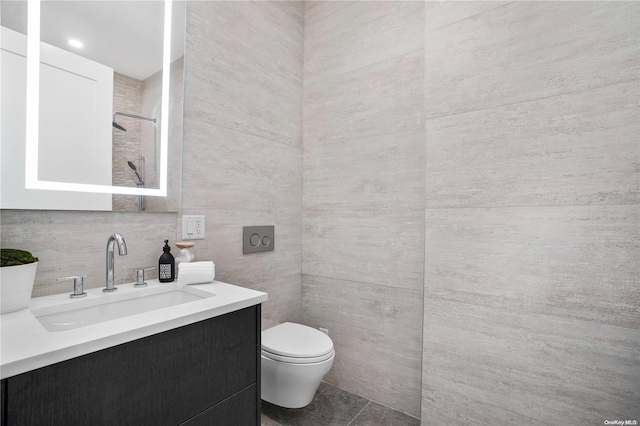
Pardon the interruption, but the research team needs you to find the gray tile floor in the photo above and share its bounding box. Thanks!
[261,382,419,426]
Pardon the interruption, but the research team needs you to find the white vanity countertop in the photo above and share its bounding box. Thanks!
[0,280,267,379]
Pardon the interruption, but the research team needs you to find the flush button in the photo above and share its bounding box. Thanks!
[243,226,275,254]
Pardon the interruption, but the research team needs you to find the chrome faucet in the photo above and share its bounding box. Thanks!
[105,233,127,293]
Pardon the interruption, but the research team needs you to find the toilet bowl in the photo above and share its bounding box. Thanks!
[261,322,335,408]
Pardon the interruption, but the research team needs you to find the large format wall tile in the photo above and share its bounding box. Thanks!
[0,210,177,296]
[182,207,302,330]
[424,1,509,34]
[303,209,424,290]
[249,0,304,79]
[188,1,302,85]
[426,81,640,207]
[251,272,301,331]
[422,385,547,425]
[185,1,302,146]
[182,119,302,212]
[423,298,640,424]
[181,2,304,329]
[422,1,640,423]
[425,205,640,329]
[183,208,301,289]
[425,2,640,118]
[305,1,424,85]
[303,2,425,416]
[302,274,423,368]
[329,351,422,419]
[304,129,425,211]
[302,275,423,417]
[304,49,424,146]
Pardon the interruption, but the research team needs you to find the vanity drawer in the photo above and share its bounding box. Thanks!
[3,306,260,426]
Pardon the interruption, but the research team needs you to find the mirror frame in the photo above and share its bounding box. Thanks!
[25,0,172,196]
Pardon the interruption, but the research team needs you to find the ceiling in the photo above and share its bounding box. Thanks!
[1,1,185,81]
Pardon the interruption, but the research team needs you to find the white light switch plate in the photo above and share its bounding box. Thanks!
[182,215,205,240]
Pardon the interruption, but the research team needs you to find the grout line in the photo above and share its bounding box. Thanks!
[426,78,640,122]
[300,0,307,304]
[303,207,426,213]
[302,202,640,215]
[300,0,307,303]
[304,47,423,88]
[183,116,302,150]
[346,400,371,426]
[424,203,639,210]
[303,124,426,148]
[419,0,430,416]
[304,0,536,91]
[301,273,422,294]
[361,398,421,422]
[422,295,640,332]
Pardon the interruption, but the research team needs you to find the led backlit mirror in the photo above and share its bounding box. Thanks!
[0,0,185,211]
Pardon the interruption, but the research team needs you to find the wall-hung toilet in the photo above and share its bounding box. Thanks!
[261,322,335,408]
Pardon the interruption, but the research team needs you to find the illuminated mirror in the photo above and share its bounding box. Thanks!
[0,0,185,212]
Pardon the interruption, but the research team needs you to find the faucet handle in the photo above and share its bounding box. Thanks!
[134,267,155,288]
[58,275,88,299]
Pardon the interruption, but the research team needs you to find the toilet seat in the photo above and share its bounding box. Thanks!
[261,349,334,364]
[261,322,334,365]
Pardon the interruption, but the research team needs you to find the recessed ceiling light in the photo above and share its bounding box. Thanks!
[68,39,83,49]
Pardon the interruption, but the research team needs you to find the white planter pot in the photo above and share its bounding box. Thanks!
[1,262,38,314]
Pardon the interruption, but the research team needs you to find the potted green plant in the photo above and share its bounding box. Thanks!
[1,249,39,314]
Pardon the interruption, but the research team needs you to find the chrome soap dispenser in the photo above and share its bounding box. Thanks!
[159,240,175,283]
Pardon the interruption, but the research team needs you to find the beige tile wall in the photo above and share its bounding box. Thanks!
[0,210,177,296]
[2,4,638,425]
[182,1,304,330]
[422,2,640,424]
[302,275,424,414]
[302,1,425,418]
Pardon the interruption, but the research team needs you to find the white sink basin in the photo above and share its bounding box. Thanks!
[32,285,214,332]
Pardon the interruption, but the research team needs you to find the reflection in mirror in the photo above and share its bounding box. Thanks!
[0,1,184,212]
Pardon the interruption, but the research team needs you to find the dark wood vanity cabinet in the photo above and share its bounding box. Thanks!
[1,305,261,426]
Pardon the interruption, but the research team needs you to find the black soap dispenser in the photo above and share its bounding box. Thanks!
[159,240,175,282]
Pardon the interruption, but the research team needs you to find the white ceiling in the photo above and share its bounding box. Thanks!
[1,1,185,81]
